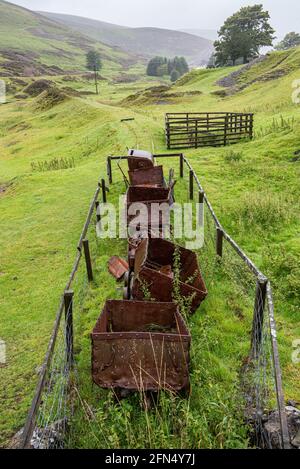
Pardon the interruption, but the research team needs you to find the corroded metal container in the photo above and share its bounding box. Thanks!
[131,238,207,314]
[128,166,165,188]
[91,300,191,391]
[127,149,154,171]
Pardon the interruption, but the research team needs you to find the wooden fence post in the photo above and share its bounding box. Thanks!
[249,114,254,140]
[198,190,204,205]
[101,179,107,203]
[107,157,112,184]
[180,153,184,178]
[95,201,101,223]
[195,119,198,149]
[251,277,268,359]
[189,170,194,200]
[64,290,74,367]
[83,239,93,282]
[224,114,229,146]
[198,190,204,227]
[166,122,170,149]
[216,227,223,257]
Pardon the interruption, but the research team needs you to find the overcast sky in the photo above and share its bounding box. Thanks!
[11,0,300,38]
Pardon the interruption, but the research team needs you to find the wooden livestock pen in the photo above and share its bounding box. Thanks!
[165,112,254,149]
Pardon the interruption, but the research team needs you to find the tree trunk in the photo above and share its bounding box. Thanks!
[94,66,98,95]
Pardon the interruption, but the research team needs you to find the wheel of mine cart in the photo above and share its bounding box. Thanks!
[128,272,134,300]
[123,286,129,300]
[124,271,130,287]
[123,271,134,299]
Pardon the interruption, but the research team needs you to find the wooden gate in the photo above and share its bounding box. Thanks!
[165,112,254,149]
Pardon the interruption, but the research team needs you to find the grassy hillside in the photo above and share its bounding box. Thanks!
[0,0,140,77]
[0,48,299,448]
[39,12,214,66]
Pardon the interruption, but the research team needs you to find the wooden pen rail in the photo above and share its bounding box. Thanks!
[165,112,254,149]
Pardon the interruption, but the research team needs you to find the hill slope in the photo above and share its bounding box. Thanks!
[38,12,214,66]
[0,0,140,77]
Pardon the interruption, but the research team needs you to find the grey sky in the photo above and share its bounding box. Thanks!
[11,0,300,38]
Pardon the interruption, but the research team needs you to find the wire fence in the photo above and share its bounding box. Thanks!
[19,185,100,449]
[182,155,289,449]
[19,153,289,449]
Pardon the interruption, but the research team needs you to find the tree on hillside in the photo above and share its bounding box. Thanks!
[275,32,300,50]
[207,53,216,68]
[86,50,102,94]
[170,69,180,83]
[147,57,167,76]
[147,56,189,80]
[214,4,275,66]
[168,57,189,76]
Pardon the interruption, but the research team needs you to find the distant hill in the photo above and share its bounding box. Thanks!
[39,12,214,66]
[0,0,140,77]
[181,29,218,42]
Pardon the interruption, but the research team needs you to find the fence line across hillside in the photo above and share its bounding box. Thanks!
[165,113,254,150]
[20,152,289,449]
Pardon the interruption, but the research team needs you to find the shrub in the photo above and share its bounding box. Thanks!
[230,191,293,231]
[31,157,75,172]
[224,150,244,163]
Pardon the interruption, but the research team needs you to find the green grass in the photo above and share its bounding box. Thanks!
[0,47,300,448]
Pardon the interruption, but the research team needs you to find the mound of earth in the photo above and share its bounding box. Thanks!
[215,50,300,95]
[34,87,67,111]
[121,85,202,106]
[23,79,53,96]
[0,50,65,77]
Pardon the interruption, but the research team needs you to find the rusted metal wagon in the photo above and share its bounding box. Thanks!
[129,238,207,314]
[91,300,191,392]
[128,149,154,171]
[126,186,172,230]
[128,165,165,187]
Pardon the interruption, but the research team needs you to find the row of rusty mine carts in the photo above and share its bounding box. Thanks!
[91,150,208,394]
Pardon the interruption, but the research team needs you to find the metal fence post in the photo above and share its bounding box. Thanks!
[83,239,93,282]
[251,277,268,359]
[64,290,74,367]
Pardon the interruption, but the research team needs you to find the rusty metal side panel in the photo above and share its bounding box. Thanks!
[91,300,191,391]
[108,256,129,280]
[128,166,165,187]
[127,186,171,204]
[127,151,154,172]
[132,238,207,314]
[126,187,172,230]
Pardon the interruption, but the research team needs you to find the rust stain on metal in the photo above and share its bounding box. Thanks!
[132,238,207,314]
[128,149,154,171]
[128,166,165,187]
[126,186,172,230]
[91,300,191,392]
[108,256,129,280]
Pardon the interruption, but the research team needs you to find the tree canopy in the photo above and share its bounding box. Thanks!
[86,50,102,71]
[146,56,189,81]
[214,4,275,66]
[275,32,300,51]
[170,69,181,83]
